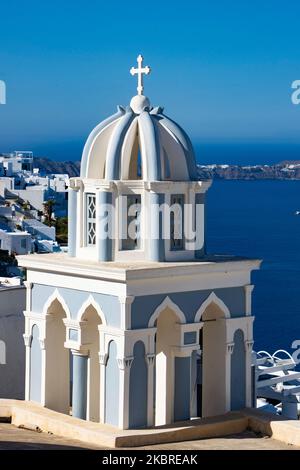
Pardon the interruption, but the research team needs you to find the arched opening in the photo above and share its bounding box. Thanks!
[80,304,102,422]
[200,301,228,418]
[127,131,143,180]
[122,124,144,181]
[129,341,148,428]
[154,306,182,426]
[231,329,246,410]
[44,298,70,414]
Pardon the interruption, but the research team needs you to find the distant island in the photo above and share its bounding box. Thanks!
[33,157,300,180]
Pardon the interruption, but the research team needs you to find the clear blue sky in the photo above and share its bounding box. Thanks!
[1,0,300,163]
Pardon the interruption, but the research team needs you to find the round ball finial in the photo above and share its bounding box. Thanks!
[130,95,150,114]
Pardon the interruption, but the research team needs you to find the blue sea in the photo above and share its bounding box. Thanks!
[206,180,300,355]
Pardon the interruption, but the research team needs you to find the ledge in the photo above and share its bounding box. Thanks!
[17,253,262,282]
[1,400,298,449]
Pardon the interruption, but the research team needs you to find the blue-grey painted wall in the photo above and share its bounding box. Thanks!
[30,324,41,403]
[174,356,191,421]
[105,341,119,426]
[184,332,197,345]
[131,287,245,329]
[129,341,148,428]
[31,284,120,327]
[231,329,246,411]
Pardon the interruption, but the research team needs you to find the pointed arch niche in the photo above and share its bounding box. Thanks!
[43,292,70,415]
[78,296,105,422]
[195,292,230,418]
[121,119,143,180]
[149,296,186,426]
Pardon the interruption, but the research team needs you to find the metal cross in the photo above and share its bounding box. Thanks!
[130,55,151,96]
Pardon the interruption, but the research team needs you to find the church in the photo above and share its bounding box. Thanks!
[18,56,260,430]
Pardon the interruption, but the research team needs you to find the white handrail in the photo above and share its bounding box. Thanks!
[257,350,274,362]
[272,349,294,362]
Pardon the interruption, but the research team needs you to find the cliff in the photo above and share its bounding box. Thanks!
[34,158,300,180]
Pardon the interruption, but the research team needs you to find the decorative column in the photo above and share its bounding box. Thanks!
[23,331,32,401]
[244,285,254,316]
[23,282,33,401]
[225,341,235,412]
[146,353,155,426]
[118,356,134,429]
[96,188,113,261]
[68,183,79,257]
[244,316,255,407]
[119,295,135,330]
[148,191,164,261]
[98,350,108,425]
[194,192,205,258]
[39,336,47,406]
[72,350,89,420]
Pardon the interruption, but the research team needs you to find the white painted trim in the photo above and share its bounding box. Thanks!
[118,295,135,330]
[244,284,254,316]
[77,294,107,325]
[42,288,72,320]
[26,271,126,297]
[18,254,262,282]
[24,310,47,321]
[148,296,186,327]
[195,292,231,322]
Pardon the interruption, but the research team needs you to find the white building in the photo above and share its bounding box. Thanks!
[0,151,33,176]
[0,282,25,399]
[0,230,32,255]
[18,56,261,430]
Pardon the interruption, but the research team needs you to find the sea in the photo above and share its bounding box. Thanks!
[206,180,300,355]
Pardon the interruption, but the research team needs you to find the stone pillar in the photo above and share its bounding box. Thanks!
[245,339,254,407]
[72,350,88,420]
[98,351,107,425]
[96,189,112,261]
[146,353,155,426]
[149,191,164,261]
[118,356,133,429]
[68,187,78,257]
[23,331,32,401]
[119,295,135,330]
[225,341,235,412]
[23,285,33,401]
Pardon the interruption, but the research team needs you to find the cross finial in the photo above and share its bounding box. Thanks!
[130,55,151,96]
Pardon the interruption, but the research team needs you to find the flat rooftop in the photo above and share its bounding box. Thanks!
[17,252,261,282]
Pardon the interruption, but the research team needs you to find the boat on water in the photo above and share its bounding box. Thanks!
[295,211,300,215]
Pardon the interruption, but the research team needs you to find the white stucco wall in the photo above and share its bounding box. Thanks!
[0,286,26,399]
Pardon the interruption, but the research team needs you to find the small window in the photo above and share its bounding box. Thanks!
[121,194,141,250]
[86,194,96,246]
[170,194,184,251]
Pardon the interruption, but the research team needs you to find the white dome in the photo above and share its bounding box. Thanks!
[81,97,198,182]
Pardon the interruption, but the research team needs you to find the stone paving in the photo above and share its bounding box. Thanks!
[0,424,298,450]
